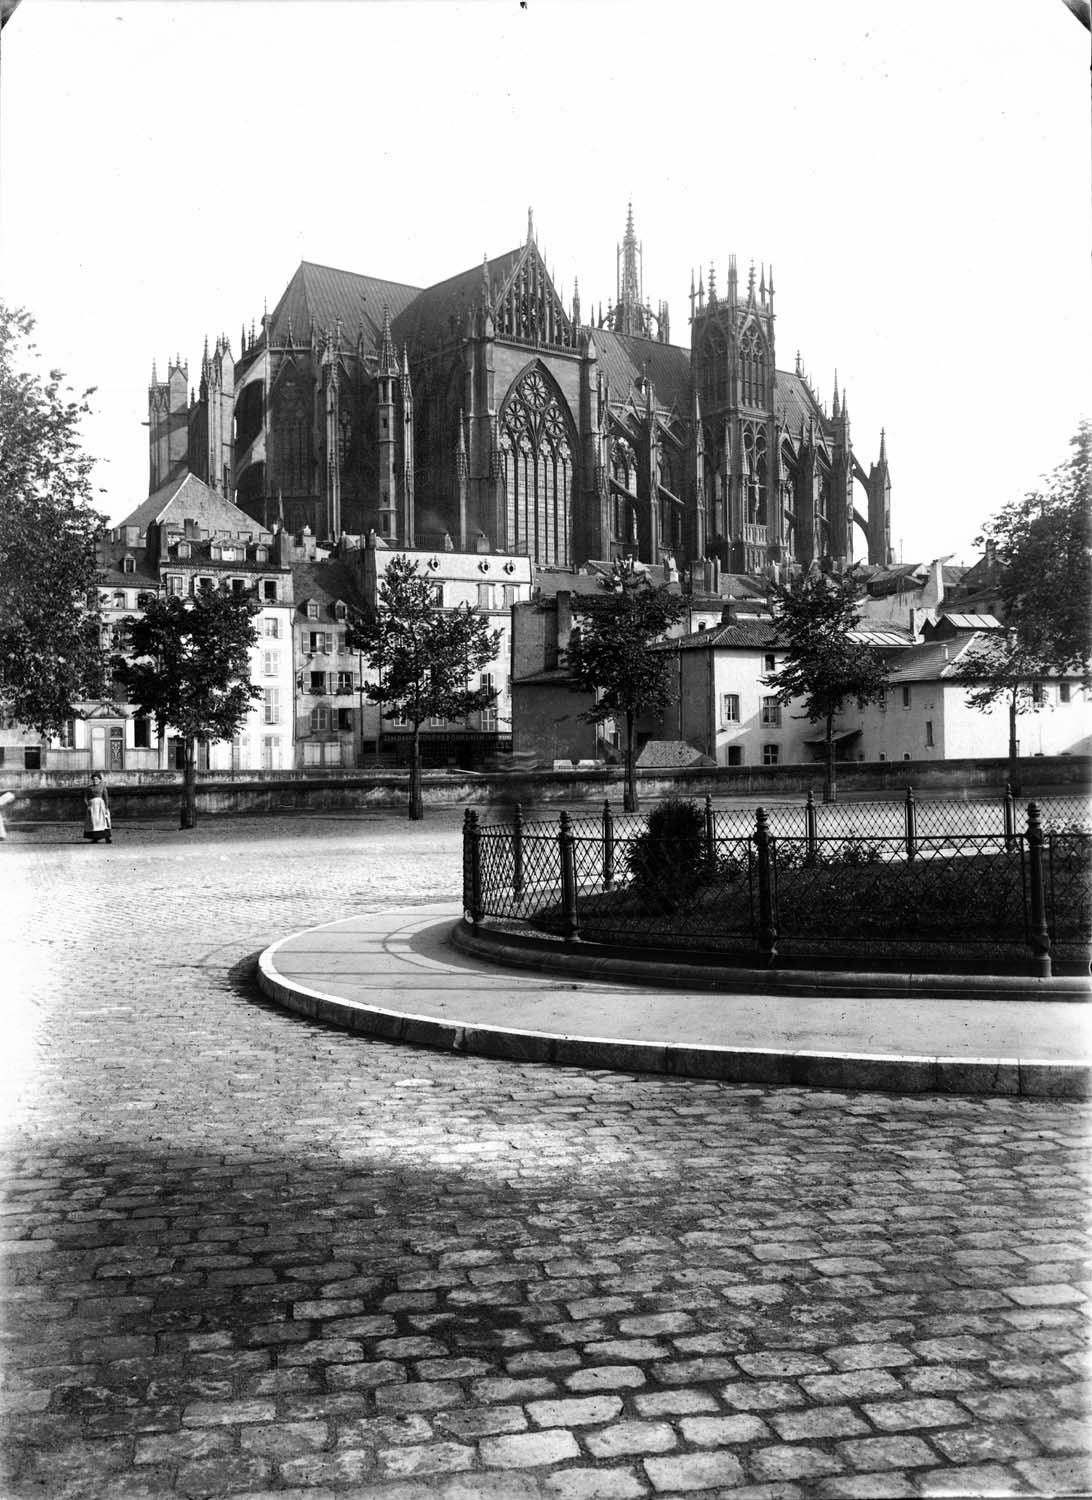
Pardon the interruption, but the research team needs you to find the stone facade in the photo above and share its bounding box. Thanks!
[152,206,894,581]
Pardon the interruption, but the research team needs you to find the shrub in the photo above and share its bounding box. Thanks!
[625,797,708,913]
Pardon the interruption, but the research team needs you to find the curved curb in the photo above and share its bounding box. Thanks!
[257,918,1091,1100]
[452,921,1092,1003]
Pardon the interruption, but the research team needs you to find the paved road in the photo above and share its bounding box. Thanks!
[2,811,1090,1500]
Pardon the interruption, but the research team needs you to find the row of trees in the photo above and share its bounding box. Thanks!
[2,299,1088,823]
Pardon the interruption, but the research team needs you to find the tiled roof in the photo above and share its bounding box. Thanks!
[269,262,422,357]
[884,637,983,683]
[96,557,159,588]
[291,558,362,614]
[592,330,692,415]
[675,619,782,652]
[113,474,266,540]
[774,370,824,433]
[392,249,524,352]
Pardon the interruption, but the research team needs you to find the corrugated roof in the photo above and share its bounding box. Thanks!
[937,613,1003,631]
[113,474,266,539]
[269,261,422,356]
[848,624,916,647]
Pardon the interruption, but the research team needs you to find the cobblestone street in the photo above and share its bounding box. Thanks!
[1,811,1090,1500]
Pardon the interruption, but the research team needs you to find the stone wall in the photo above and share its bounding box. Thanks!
[2,756,1088,825]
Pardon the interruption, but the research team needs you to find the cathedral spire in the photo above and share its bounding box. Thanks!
[707,262,717,307]
[527,205,535,244]
[832,370,840,419]
[572,276,581,326]
[378,304,397,376]
[879,428,887,463]
[615,200,644,336]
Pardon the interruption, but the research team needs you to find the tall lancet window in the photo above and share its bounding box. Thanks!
[779,441,797,553]
[499,369,572,566]
[740,325,767,408]
[701,323,728,408]
[743,426,768,526]
[815,460,832,557]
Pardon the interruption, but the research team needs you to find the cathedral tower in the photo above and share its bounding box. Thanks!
[690,257,778,574]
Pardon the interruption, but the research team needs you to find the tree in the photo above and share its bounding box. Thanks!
[0,303,107,735]
[953,635,1043,797]
[114,585,261,829]
[567,559,687,813]
[977,420,1092,678]
[764,568,890,804]
[347,556,500,820]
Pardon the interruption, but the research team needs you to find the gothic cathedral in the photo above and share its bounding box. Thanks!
[147,206,893,578]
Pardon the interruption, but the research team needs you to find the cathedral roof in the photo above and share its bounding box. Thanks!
[269,261,422,355]
[391,248,525,351]
[113,473,266,541]
[592,330,691,414]
[774,370,825,432]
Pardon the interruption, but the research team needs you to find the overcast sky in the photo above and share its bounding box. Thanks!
[2,0,1089,563]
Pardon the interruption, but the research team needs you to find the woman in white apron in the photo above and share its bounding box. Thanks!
[83,774,112,844]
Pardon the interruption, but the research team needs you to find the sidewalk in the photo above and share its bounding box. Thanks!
[258,904,1091,1098]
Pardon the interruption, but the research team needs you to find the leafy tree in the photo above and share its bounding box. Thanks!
[957,423,1092,794]
[952,635,1044,797]
[567,559,687,813]
[977,420,1092,676]
[347,556,500,820]
[764,567,890,803]
[0,303,107,735]
[114,585,261,829]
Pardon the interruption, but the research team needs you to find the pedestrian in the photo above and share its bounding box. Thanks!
[83,773,112,845]
[0,789,13,841]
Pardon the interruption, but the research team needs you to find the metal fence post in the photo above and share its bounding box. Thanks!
[1003,781,1016,853]
[512,802,524,902]
[464,809,483,925]
[755,806,777,962]
[559,811,580,941]
[1025,801,1052,978]
[601,799,614,890]
[704,794,716,875]
[804,788,818,865]
[904,785,917,863]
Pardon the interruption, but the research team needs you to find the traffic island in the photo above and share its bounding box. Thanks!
[256,905,1091,1100]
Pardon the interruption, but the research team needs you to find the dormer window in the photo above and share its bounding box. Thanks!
[122,555,136,575]
[177,541,191,558]
[333,601,347,622]
[306,600,319,620]
[254,546,268,562]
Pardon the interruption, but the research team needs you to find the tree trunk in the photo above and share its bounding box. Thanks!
[409,722,424,821]
[181,741,198,829]
[823,711,836,804]
[1008,690,1021,798]
[623,710,638,814]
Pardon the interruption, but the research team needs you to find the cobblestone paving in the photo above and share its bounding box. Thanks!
[2,811,1090,1500]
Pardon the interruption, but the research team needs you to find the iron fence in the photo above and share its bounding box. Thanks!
[463,793,1092,977]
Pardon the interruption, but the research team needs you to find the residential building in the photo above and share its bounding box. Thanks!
[844,632,1092,763]
[0,473,295,776]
